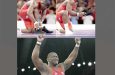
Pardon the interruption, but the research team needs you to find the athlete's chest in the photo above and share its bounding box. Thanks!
[41,65,65,75]
[51,66,65,75]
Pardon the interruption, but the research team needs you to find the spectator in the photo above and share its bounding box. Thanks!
[78,14,83,24]
[78,1,86,13]
[44,7,56,24]
[82,12,93,24]
[91,4,96,24]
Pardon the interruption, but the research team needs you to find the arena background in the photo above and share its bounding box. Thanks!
[17,38,95,75]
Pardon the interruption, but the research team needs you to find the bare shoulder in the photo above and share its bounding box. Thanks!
[39,63,52,75]
[43,63,51,71]
[58,63,65,71]
[59,63,64,66]
[37,63,49,73]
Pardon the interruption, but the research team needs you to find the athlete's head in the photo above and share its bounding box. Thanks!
[49,7,56,14]
[47,52,59,66]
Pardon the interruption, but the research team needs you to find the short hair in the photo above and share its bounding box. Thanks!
[47,52,57,59]
[49,6,56,11]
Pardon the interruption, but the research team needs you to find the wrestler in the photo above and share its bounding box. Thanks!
[19,0,53,33]
[56,0,82,33]
[32,34,81,75]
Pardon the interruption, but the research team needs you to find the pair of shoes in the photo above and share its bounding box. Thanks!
[42,26,53,33]
[35,26,53,33]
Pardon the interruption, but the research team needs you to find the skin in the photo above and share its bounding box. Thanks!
[32,34,81,75]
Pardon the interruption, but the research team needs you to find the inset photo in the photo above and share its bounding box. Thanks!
[17,36,95,75]
[17,0,95,38]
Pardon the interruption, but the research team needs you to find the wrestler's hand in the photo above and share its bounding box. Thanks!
[80,12,85,16]
[37,34,45,43]
[75,38,81,47]
[34,21,39,30]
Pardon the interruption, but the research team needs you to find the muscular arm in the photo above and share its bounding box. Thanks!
[69,10,78,16]
[66,3,78,16]
[63,39,81,71]
[34,8,39,21]
[27,0,37,23]
[31,36,47,72]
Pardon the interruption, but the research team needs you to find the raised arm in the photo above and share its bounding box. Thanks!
[63,38,81,71]
[31,34,47,72]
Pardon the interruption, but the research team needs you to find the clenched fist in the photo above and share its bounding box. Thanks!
[75,38,81,47]
[37,34,45,43]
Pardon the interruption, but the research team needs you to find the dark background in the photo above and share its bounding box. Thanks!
[17,38,95,75]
